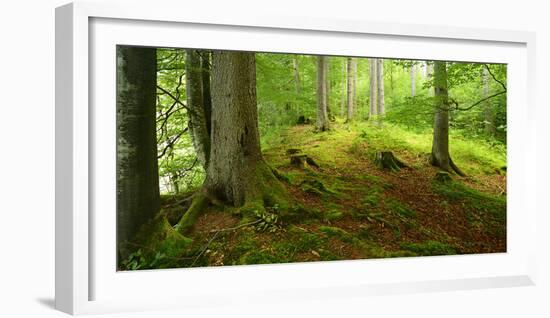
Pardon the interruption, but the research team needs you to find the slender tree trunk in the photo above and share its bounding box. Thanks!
[377,59,385,115]
[316,56,330,131]
[426,62,434,96]
[482,67,496,136]
[346,57,354,122]
[185,49,211,169]
[341,61,346,117]
[369,58,378,117]
[411,63,416,97]
[353,58,357,109]
[293,57,301,95]
[325,58,332,119]
[116,46,160,261]
[430,61,465,176]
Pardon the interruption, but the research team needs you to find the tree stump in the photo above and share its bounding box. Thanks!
[374,151,408,171]
[297,115,312,125]
[289,153,320,169]
[290,154,308,168]
[286,148,301,155]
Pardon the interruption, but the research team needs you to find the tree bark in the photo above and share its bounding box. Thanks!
[430,61,465,176]
[177,51,289,232]
[201,51,212,136]
[346,57,355,122]
[116,46,160,261]
[185,49,211,169]
[316,56,330,131]
[377,59,385,115]
[369,58,378,117]
[325,58,332,119]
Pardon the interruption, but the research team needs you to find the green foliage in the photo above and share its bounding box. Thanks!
[252,206,282,233]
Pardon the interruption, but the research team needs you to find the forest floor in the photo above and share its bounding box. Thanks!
[124,120,507,270]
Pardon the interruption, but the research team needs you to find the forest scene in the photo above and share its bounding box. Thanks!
[116,46,507,270]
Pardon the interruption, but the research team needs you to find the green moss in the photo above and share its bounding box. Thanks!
[400,241,457,256]
[386,199,417,218]
[432,178,506,235]
[175,193,209,234]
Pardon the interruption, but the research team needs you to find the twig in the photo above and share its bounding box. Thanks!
[191,220,262,267]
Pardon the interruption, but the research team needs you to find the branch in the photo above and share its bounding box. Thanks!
[157,127,188,159]
[157,85,187,109]
[453,91,506,111]
[483,64,507,92]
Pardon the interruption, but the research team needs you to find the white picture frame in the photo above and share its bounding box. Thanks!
[55,1,537,315]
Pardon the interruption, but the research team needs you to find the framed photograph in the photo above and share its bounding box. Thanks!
[55,1,537,315]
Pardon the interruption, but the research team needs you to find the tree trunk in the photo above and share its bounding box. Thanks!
[369,58,378,117]
[201,51,212,136]
[377,59,385,115]
[426,62,434,96]
[346,57,355,122]
[293,57,301,95]
[185,49,211,169]
[177,51,288,232]
[325,57,332,120]
[482,67,496,136]
[340,61,346,117]
[353,58,357,110]
[411,63,416,97]
[316,56,330,131]
[430,61,465,176]
[116,46,160,261]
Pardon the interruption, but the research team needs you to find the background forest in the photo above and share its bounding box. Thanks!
[117,47,507,270]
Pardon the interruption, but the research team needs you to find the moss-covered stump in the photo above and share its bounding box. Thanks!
[374,151,408,171]
[289,153,320,169]
[286,148,301,155]
[290,154,307,168]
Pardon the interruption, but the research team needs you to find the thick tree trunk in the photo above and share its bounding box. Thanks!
[116,46,160,261]
[482,67,496,136]
[411,63,416,97]
[377,59,385,115]
[346,57,355,122]
[316,56,330,131]
[430,61,465,176]
[185,49,211,169]
[177,51,289,232]
[201,51,212,136]
[369,58,378,117]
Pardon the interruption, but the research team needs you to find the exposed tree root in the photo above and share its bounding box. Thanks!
[449,157,466,177]
[430,153,466,177]
[176,162,293,234]
[374,151,408,171]
[434,171,453,183]
[175,192,209,234]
